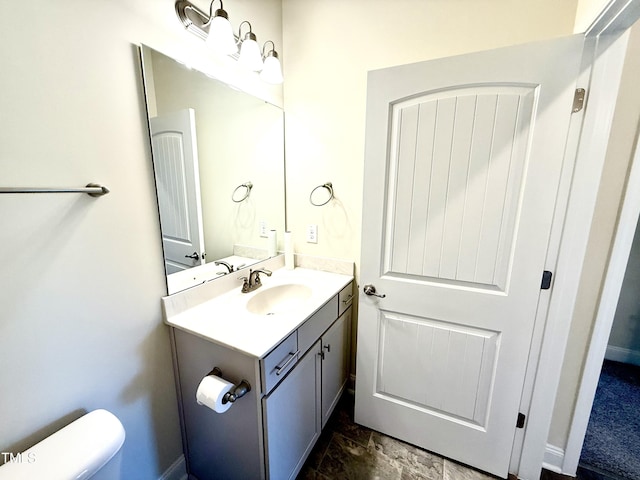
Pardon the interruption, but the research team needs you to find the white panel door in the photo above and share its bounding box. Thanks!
[355,36,584,477]
[150,109,205,274]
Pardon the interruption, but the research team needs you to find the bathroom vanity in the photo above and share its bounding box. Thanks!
[162,257,353,480]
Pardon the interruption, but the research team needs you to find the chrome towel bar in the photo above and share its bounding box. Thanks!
[0,183,110,197]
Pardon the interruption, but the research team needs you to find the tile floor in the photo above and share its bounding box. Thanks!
[297,393,499,480]
[297,393,618,480]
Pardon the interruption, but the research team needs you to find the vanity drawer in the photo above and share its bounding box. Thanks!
[338,282,353,317]
[261,332,298,394]
[298,295,339,355]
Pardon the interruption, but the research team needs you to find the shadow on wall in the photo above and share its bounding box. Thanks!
[321,193,353,250]
[1,409,87,465]
[1,194,94,316]
[121,321,182,469]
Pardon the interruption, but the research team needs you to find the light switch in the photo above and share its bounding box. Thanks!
[307,224,318,243]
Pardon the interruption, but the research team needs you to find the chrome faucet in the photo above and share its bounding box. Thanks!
[241,268,272,293]
[214,261,234,274]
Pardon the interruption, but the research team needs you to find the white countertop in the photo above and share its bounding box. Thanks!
[163,266,353,358]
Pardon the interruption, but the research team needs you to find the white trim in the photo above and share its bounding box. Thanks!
[586,0,640,37]
[563,130,640,475]
[515,29,633,480]
[158,455,187,480]
[605,345,640,366]
[508,33,596,477]
[542,444,565,474]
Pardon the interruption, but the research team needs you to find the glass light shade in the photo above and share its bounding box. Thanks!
[239,38,264,71]
[207,15,238,56]
[260,54,283,84]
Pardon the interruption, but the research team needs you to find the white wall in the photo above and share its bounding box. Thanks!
[574,0,611,32]
[0,0,282,478]
[608,220,640,359]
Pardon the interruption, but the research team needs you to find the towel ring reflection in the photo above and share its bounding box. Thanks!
[232,182,253,203]
[310,182,334,206]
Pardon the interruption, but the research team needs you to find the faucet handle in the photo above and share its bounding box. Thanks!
[239,277,250,293]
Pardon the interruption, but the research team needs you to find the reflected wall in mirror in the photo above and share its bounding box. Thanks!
[140,45,286,294]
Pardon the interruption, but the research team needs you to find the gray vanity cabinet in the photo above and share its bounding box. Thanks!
[263,340,322,480]
[172,280,353,480]
[262,304,352,480]
[321,307,351,427]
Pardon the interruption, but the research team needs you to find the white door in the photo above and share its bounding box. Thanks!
[150,109,205,274]
[355,36,584,477]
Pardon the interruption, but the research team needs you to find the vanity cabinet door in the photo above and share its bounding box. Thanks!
[263,340,321,480]
[321,307,352,428]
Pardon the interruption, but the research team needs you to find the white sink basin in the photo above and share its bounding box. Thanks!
[246,284,312,315]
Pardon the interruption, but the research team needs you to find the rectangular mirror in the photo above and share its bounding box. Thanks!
[139,45,286,294]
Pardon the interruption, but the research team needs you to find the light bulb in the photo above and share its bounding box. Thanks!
[260,53,283,84]
[238,34,264,71]
[207,13,238,56]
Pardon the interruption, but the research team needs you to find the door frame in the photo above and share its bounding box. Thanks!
[563,109,640,475]
[515,1,640,478]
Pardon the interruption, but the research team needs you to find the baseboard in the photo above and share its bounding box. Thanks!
[542,444,565,474]
[159,455,187,480]
[605,345,640,366]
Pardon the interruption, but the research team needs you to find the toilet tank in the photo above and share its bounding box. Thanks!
[0,409,125,480]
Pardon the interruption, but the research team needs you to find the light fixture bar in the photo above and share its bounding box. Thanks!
[176,0,240,58]
[175,0,209,41]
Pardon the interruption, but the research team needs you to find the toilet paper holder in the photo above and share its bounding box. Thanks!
[209,367,252,404]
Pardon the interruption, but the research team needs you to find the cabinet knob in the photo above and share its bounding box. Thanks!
[323,344,331,353]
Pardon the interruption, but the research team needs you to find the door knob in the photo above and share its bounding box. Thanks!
[185,252,200,260]
[363,284,386,298]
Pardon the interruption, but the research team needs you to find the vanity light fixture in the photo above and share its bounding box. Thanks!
[260,41,284,85]
[237,21,263,72]
[175,0,284,83]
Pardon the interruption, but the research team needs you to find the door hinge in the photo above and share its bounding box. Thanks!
[516,413,526,429]
[541,270,553,290]
[572,88,586,113]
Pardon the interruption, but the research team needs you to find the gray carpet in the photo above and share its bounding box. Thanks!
[579,360,640,480]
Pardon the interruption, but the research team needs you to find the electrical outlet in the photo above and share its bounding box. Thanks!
[259,221,268,238]
[307,224,318,244]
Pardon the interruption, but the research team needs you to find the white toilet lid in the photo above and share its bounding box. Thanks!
[0,409,125,480]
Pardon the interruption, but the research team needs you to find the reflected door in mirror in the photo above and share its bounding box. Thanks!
[151,108,205,274]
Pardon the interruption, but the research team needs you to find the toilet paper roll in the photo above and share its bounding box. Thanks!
[195,375,234,413]
[284,231,294,270]
[268,230,277,258]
